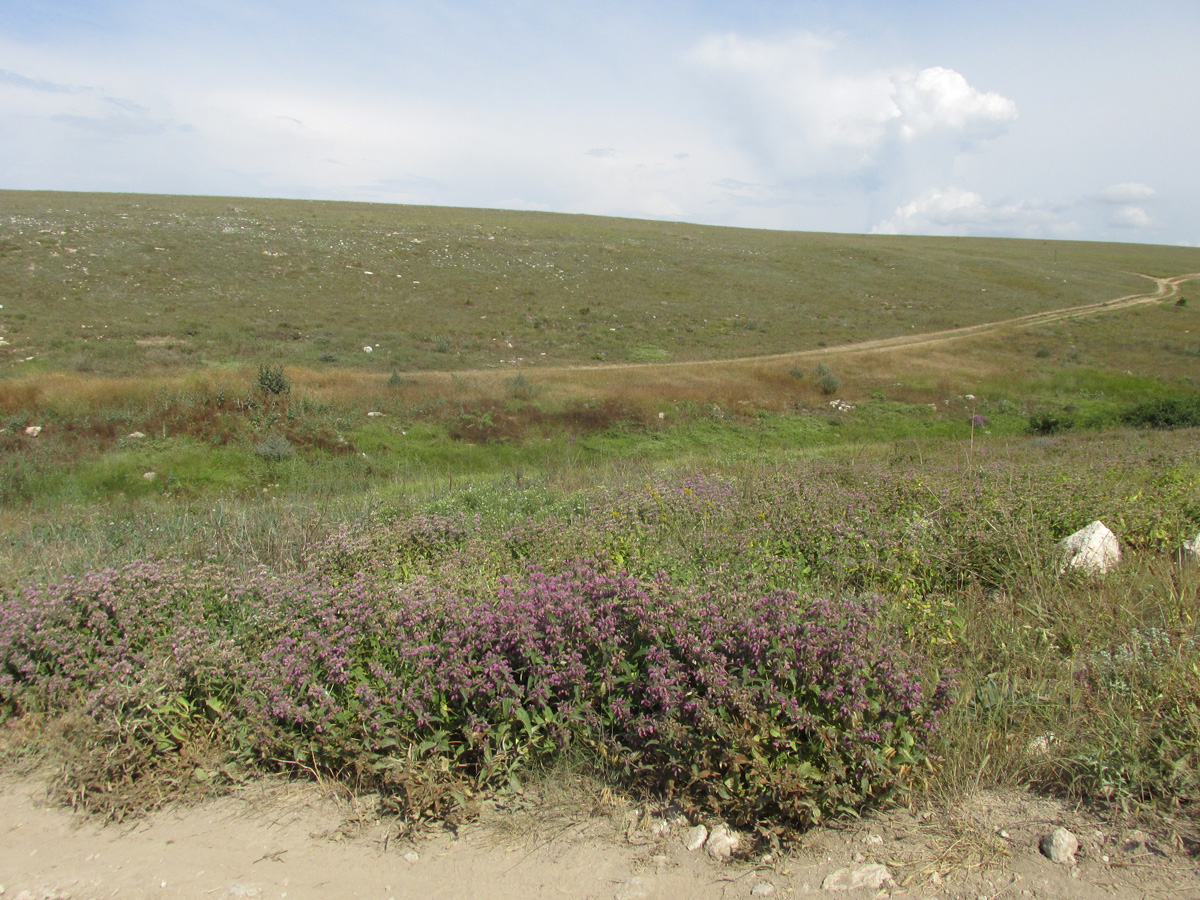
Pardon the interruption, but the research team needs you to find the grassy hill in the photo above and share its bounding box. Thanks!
[3,189,1197,376]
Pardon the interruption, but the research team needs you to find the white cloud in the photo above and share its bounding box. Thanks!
[892,67,1017,142]
[1110,205,1152,228]
[871,187,1073,237]
[1099,182,1155,203]
[686,33,1017,182]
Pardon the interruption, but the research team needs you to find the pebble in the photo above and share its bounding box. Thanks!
[1040,828,1079,866]
[751,884,776,897]
[683,824,708,851]
[402,851,420,863]
[821,864,893,892]
[704,823,740,861]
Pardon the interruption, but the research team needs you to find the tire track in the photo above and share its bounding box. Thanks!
[543,272,1200,376]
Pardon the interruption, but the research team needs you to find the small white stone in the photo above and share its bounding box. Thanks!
[705,823,740,861]
[752,884,776,897]
[128,431,146,439]
[1040,827,1079,865]
[24,425,42,437]
[363,346,373,353]
[402,850,420,863]
[821,864,892,892]
[367,411,384,417]
[143,471,157,481]
[683,824,708,851]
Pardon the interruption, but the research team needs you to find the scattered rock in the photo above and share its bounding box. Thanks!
[1058,520,1120,575]
[23,425,42,437]
[648,817,671,836]
[613,876,648,900]
[367,411,384,417]
[127,431,146,439]
[143,471,157,481]
[751,883,776,897]
[402,850,420,863]
[821,864,892,892]
[683,824,708,851]
[1039,827,1079,865]
[860,834,883,845]
[225,887,261,899]
[363,346,373,353]
[704,823,739,861]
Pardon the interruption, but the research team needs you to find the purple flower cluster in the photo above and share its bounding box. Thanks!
[1,555,952,829]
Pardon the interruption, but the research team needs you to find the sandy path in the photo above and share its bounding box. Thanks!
[526,272,1200,378]
[2,775,1196,900]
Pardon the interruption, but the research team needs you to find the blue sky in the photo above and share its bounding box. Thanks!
[2,1,1199,244]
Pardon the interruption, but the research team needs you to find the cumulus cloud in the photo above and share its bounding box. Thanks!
[892,67,1017,142]
[871,187,1072,237]
[686,32,1017,182]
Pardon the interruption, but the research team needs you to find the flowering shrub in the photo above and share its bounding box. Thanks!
[0,557,951,833]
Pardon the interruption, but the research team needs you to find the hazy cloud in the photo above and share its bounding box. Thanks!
[1099,182,1155,203]
[871,187,1072,237]
[1110,205,1153,228]
[0,68,77,93]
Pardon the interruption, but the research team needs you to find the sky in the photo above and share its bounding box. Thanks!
[2,0,1199,244]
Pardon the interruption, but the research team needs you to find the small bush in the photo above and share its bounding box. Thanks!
[256,364,290,397]
[1035,346,1052,358]
[1028,412,1072,435]
[1119,393,1200,430]
[507,373,534,400]
[815,363,842,395]
[254,432,294,461]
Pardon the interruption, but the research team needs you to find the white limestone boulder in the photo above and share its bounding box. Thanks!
[1058,520,1120,575]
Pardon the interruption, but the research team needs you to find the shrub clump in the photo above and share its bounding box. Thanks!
[1119,393,1200,430]
[254,432,294,461]
[0,559,952,835]
[256,364,291,397]
[815,363,842,395]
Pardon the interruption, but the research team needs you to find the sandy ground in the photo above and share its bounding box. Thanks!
[2,774,1197,900]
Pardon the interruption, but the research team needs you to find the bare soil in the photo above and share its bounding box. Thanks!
[2,775,1196,900]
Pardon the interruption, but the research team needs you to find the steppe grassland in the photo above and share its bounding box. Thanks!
[1,191,1199,843]
[4,189,1197,375]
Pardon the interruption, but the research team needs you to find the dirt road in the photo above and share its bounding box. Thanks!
[2,775,1196,900]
